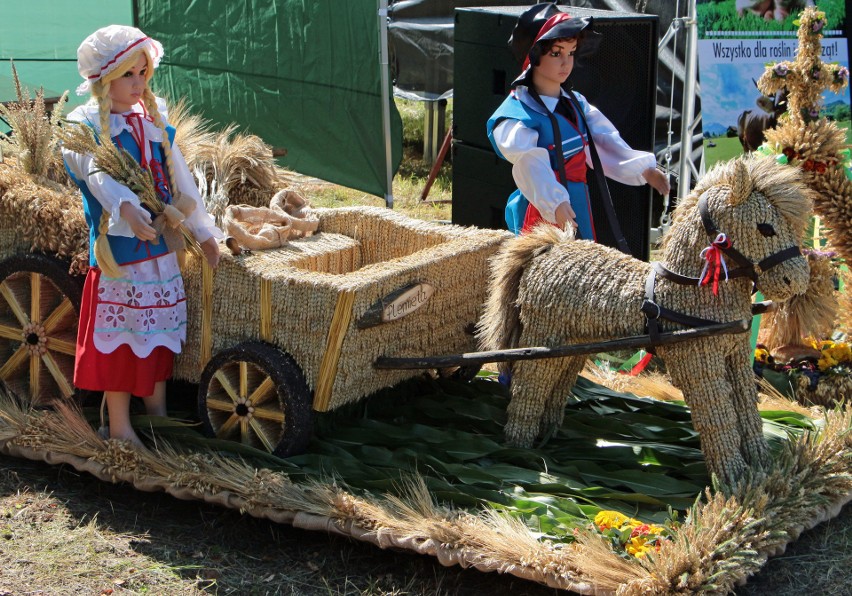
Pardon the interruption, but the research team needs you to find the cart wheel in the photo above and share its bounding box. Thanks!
[198,341,313,457]
[0,254,82,407]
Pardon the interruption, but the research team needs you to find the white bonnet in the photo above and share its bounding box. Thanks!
[75,25,163,96]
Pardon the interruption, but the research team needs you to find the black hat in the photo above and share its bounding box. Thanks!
[508,3,601,87]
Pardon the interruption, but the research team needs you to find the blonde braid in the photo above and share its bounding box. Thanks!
[142,88,189,269]
[142,89,178,195]
[91,85,122,278]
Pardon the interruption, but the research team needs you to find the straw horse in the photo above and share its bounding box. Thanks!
[478,155,813,485]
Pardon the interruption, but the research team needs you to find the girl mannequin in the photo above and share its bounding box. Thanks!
[487,5,670,238]
[63,25,222,447]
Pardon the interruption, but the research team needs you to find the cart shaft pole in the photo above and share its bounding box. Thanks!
[374,319,750,370]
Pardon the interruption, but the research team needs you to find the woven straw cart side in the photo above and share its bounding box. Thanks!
[176,206,511,456]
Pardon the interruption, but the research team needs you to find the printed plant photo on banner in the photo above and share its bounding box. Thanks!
[697,0,850,168]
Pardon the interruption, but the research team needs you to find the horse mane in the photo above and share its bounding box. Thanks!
[663,155,814,253]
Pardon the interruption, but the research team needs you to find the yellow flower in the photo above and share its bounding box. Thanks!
[810,338,831,350]
[594,510,633,530]
[754,347,770,364]
[625,535,654,558]
[826,343,851,364]
[818,354,838,371]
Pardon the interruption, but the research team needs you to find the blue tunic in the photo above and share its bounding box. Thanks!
[487,92,593,238]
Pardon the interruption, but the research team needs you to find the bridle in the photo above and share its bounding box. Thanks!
[696,195,802,287]
[641,195,802,348]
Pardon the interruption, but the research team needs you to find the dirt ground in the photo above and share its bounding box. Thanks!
[0,453,849,595]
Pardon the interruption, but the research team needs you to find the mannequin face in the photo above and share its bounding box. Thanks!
[108,53,148,113]
[531,38,578,97]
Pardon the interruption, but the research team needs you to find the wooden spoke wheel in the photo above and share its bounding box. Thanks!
[198,342,313,457]
[0,254,82,407]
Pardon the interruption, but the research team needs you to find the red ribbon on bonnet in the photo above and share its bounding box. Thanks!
[698,233,731,296]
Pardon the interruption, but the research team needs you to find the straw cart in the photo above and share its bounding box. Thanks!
[0,206,510,456]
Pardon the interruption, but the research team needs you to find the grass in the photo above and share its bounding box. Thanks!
[0,457,560,595]
[704,120,852,169]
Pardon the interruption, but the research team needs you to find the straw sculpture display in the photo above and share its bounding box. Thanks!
[750,6,852,407]
[176,206,510,411]
[222,189,319,251]
[478,154,814,487]
[757,7,851,265]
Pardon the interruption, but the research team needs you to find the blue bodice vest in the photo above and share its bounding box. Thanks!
[67,125,176,267]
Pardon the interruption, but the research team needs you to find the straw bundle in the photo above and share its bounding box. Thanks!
[758,250,839,352]
[167,98,216,167]
[0,62,69,185]
[181,120,295,225]
[0,164,88,272]
[175,206,510,410]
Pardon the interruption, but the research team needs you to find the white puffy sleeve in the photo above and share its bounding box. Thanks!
[61,146,143,238]
[576,93,656,186]
[491,118,571,224]
[169,142,223,244]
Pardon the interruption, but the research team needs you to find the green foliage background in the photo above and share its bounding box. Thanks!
[697,0,846,38]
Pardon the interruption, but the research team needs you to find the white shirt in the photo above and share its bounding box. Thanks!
[491,87,656,224]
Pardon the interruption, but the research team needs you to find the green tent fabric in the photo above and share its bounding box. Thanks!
[136,0,403,197]
[1,0,401,197]
[0,0,132,108]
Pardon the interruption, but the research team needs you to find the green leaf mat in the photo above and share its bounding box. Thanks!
[150,375,817,541]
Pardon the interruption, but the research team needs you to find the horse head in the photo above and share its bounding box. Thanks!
[665,155,813,301]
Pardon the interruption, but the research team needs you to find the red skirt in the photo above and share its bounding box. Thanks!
[74,268,173,397]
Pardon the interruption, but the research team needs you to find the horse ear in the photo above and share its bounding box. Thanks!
[729,159,753,206]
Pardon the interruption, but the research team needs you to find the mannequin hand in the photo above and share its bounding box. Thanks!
[119,201,157,242]
[201,237,221,269]
[554,202,578,231]
[642,167,671,196]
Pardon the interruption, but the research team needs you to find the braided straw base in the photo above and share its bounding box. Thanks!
[795,373,852,408]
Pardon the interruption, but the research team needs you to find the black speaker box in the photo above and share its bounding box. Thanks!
[452,5,659,261]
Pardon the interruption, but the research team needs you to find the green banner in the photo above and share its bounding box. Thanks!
[136,0,402,197]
